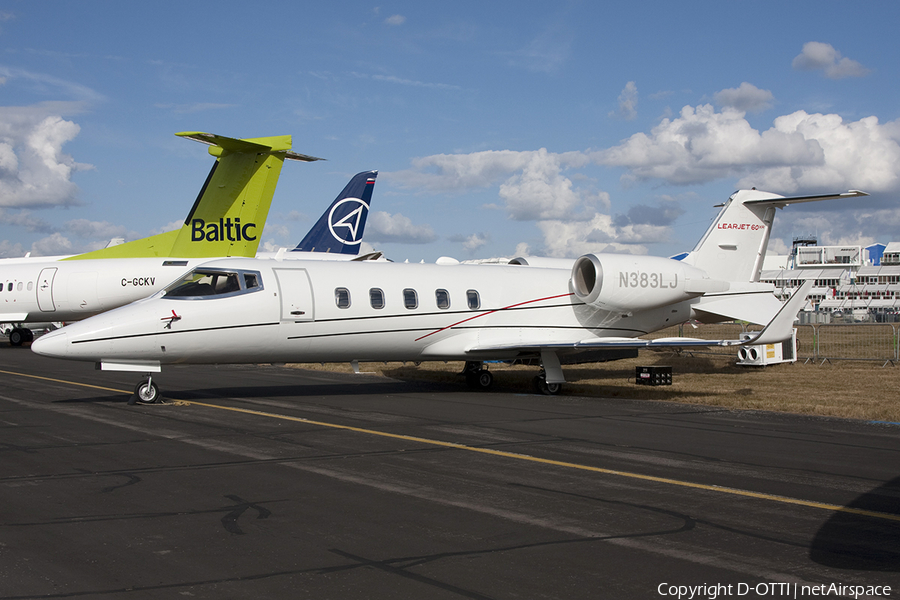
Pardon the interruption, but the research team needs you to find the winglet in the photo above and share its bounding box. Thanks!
[745,280,812,346]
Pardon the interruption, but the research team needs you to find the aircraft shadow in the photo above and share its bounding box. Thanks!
[164,380,447,401]
[809,476,900,571]
[54,394,133,404]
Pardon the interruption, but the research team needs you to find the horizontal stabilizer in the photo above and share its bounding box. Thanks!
[690,288,784,325]
[742,189,868,207]
[177,132,324,162]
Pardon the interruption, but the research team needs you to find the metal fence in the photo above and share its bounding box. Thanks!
[646,320,899,364]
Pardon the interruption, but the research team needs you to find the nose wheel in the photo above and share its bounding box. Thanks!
[130,377,161,405]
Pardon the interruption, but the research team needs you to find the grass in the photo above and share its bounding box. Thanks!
[294,355,900,423]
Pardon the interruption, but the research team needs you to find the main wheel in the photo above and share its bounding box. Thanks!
[532,374,562,395]
[466,369,493,390]
[132,379,160,404]
[9,328,24,347]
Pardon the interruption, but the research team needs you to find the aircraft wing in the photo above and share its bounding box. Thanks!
[466,281,813,354]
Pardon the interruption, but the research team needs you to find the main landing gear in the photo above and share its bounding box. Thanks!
[461,360,563,395]
[461,361,493,390]
[129,376,161,405]
[532,371,562,395]
[8,327,34,347]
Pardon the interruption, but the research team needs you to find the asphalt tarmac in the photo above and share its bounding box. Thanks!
[0,344,898,599]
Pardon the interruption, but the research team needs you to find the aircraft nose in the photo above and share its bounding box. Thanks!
[31,329,69,358]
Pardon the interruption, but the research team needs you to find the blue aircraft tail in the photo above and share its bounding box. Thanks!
[293,171,377,254]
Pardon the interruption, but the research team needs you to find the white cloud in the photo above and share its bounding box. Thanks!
[0,114,91,208]
[384,14,406,26]
[449,232,489,252]
[737,111,900,193]
[30,232,73,256]
[0,239,25,258]
[713,82,774,113]
[536,215,649,257]
[0,209,54,232]
[0,68,99,208]
[64,218,129,240]
[366,211,436,244]
[389,103,900,257]
[609,81,638,121]
[595,104,900,192]
[150,220,184,235]
[261,222,290,241]
[792,42,870,79]
[391,150,540,191]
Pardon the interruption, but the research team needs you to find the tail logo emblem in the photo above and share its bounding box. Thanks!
[328,198,369,246]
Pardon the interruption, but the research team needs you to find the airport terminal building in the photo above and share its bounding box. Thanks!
[760,240,900,322]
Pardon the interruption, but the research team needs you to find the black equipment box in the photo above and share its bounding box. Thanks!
[635,366,672,386]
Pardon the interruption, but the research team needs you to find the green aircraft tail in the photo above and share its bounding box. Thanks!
[66,132,322,261]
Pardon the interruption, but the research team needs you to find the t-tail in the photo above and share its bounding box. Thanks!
[65,132,323,261]
[680,189,868,283]
[292,171,377,255]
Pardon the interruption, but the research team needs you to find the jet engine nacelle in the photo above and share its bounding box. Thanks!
[570,253,727,313]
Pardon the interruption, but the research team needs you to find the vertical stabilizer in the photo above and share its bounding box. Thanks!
[66,132,322,261]
[293,171,377,254]
[681,189,867,283]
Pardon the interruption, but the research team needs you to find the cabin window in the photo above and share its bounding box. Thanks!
[403,288,418,309]
[27,282,33,291]
[164,269,262,299]
[5,282,10,292]
[16,282,23,292]
[370,288,385,309]
[335,288,351,309]
[467,289,480,310]
[435,289,450,309]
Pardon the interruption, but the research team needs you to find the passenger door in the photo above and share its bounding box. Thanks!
[36,268,57,312]
[272,268,315,322]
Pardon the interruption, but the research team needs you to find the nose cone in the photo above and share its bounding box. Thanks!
[31,329,69,358]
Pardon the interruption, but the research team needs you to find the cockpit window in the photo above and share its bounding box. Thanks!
[164,269,263,299]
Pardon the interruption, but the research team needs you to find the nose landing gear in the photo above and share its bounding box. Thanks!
[130,376,161,405]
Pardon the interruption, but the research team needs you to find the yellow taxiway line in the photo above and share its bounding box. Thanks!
[5,367,899,523]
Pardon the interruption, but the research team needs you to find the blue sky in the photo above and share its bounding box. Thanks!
[1,1,898,261]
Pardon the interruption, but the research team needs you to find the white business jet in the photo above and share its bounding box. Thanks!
[32,189,866,402]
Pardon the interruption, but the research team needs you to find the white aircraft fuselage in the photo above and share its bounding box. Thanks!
[1,258,207,324]
[32,255,711,369]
